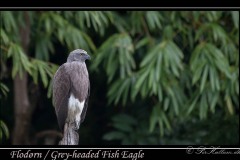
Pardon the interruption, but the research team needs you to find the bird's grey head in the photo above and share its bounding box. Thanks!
[67,49,91,63]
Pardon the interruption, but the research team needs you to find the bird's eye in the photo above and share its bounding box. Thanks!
[80,53,83,56]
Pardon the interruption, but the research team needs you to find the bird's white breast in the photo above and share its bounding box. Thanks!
[68,94,85,124]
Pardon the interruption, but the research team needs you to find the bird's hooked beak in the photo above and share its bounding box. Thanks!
[85,54,91,60]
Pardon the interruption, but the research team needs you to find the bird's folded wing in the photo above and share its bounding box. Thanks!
[80,81,90,123]
[52,64,71,131]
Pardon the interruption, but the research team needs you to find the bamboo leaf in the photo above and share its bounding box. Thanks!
[0,120,9,139]
[200,65,208,93]
[158,117,164,137]
[149,114,157,133]
[135,70,149,90]
[0,28,9,44]
[156,52,162,81]
[171,95,179,115]
[39,65,48,88]
[231,11,239,29]
[161,111,171,131]
[187,94,200,115]
[149,105,159,133]
[136,37,150,49]
[0,83,9,98]
[157,85,163,102]
[199,93,208,119]
[210,92,219,113]
[163,98,170,111]
[226,96,234,115]
[47,79,53,98]
[209,67,216,91]
[140,51,156,67]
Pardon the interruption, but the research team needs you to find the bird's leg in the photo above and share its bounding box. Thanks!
[74,119,80,130]
[74,109,81,130]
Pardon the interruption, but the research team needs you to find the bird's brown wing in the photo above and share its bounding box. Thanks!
[52,64,71,131]
[80,80,90,123]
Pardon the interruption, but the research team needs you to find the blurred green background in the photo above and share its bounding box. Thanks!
[0,11,239,145]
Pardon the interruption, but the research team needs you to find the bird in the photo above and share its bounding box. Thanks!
[52,49,90,132]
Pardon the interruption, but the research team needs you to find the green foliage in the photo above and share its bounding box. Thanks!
[0,11,110,94]
[231,11,239,29]
[34,12,98,60]
[95,11,239,143]
[103,114,161,145]
[135,40,184,101]
[0,120,9,141]
[91,33,135,82]
[149,104,171,136]
[145,11,163,30]
[7,43,32,78]
[1,11,18,35]
[0,83,9,99]
[31,59,58,88]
